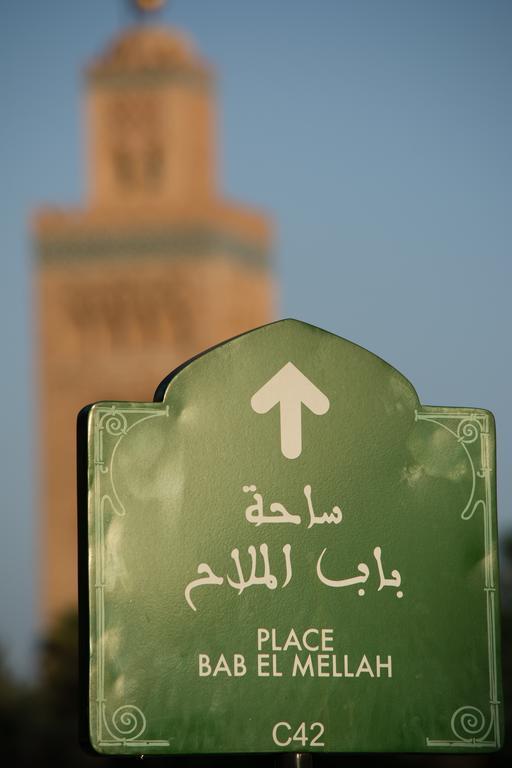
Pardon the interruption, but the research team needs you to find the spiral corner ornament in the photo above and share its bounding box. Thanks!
[110,704,147,742]
[450,706,488,742]
[457,419,481,445]
[101,409,128,437]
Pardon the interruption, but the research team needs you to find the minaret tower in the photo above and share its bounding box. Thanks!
[33,8,273,624]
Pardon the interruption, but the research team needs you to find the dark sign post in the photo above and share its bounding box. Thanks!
[78,319,503,756]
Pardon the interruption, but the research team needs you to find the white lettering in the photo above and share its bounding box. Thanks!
[376,655,392,678]
[292,654,314,677]
[213,654,232,677]
[198,654,211,677]
[257,654,270,677]
[257,628,270,650]
[233,654,247,677]
[302,628,320,652]
[282,628,301,651]
[355,654,374,678]
[272,722,292,747]
[317,654,331,677]
[322,628,334,652]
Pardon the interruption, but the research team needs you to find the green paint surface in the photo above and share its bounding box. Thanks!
[79,319,503,755]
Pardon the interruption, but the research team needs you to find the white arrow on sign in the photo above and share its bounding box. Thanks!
[250,362,330,459]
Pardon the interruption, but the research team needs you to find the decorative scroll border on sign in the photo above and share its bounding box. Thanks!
[89,403,500,751]
[415,410,501,750]
[91,404,170,749]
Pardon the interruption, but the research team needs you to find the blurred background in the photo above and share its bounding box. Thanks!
[0,0,510,764]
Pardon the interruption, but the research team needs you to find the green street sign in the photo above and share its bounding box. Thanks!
[78,319,503,756]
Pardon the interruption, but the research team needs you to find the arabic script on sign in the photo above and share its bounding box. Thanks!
[184,485,403,611]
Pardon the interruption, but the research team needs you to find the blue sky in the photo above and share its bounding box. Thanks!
[0,0,511,678]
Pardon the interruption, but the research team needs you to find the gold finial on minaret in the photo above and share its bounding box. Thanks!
[126,0,167,23]
[133,0,166,10]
